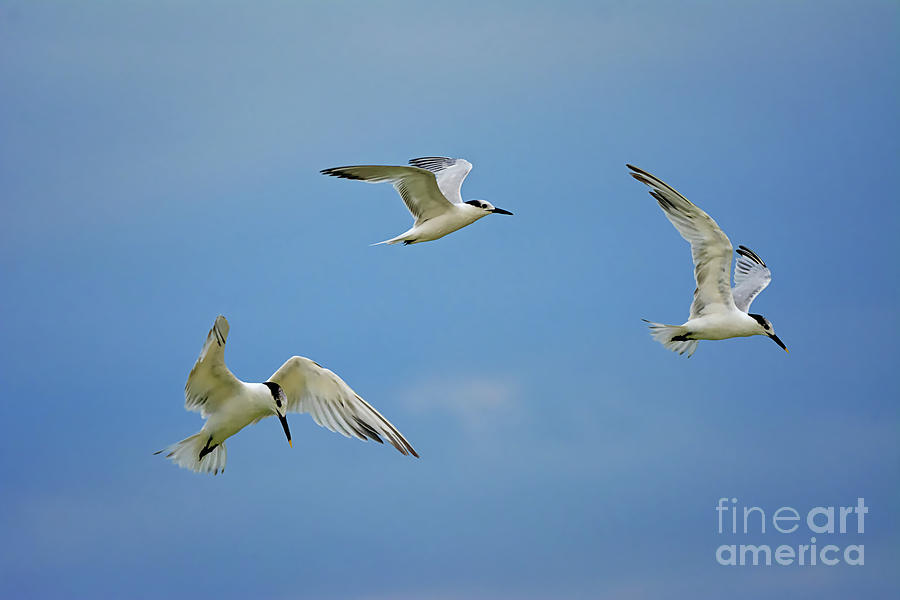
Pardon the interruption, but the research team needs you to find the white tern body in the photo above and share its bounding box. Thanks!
[156,316,417,474]
[628,164,788,357]
[322,156,513,245]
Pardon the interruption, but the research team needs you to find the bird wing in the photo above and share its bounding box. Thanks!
[628,165,736,318]
[407,156,472,205]
[732,245,772,313]
[268,356,418,457]
[184,315,243,418]
[321,164,454,225]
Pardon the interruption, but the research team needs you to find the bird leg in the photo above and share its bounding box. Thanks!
[198,435,218,461]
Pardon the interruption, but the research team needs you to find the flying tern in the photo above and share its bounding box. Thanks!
[628,164,788,357]
[156,316,418,474]
[321,156,513,245]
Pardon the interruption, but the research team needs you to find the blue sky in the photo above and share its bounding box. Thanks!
[0,1,898,598]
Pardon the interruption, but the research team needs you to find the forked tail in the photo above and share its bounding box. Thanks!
[642,320,699,357]
[370,235,411,246]
[154,432,227,475]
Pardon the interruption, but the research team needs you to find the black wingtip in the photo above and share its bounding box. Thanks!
[320,168,366,181]
[649,190,676,211]
[626,164,650,177]
[409,156,452,162]
[409,156,453,166]
[353,416,384,443]
[736,245,767,267]
[628,168,653,187]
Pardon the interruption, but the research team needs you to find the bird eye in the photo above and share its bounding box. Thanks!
[276,399,282,408]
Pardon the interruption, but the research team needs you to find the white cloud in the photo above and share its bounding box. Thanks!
[400,374,520,434]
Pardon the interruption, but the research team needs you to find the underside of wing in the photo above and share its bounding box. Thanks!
[321,164,454,224]
[732,245,772,312]
[408,156,473,205]
[627,164,736,318]
[184,315,243,417]
[269,356,418,457]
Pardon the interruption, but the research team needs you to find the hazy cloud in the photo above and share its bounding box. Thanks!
[400,374,520,434]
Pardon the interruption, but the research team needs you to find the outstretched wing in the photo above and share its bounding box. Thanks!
[407,156,473,205]
[628,164,736,318]
[268,356,418,457]
[184,315,243,418]
[321,164,454,225]
[732,245,772,313]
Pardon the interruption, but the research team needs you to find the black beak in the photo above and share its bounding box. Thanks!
[769,334,788,353]
[278,413,293,447]
[491,207,513,215]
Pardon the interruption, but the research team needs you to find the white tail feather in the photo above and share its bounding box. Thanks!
[155,432,227,475]
[370,236,406,246]
[643,320,699,357]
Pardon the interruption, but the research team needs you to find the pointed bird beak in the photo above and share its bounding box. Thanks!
[278,413,292,447]
[769,334,788,353]
[491,207,513,215]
